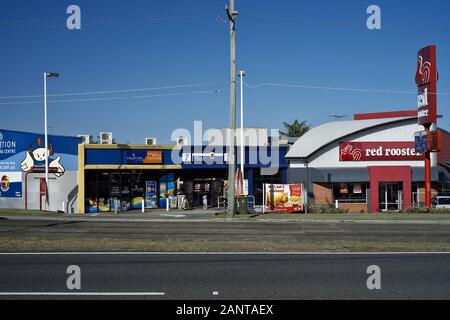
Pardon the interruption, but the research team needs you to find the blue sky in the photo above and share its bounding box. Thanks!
[0,0,449,144]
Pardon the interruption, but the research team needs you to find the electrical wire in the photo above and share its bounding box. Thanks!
[243,81,450,96]
[0,81,227,100]
[0,14,213,31]
[0,89,221,105]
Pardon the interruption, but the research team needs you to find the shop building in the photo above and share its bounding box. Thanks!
[286,111,450,213]
[78,143,289,213]
[0,129,80,212]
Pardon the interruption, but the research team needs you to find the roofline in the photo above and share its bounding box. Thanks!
[285,116,417,160]
[354,110,417,120]
[0,128,80,140]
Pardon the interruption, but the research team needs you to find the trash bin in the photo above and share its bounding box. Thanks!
[237,195,248,214]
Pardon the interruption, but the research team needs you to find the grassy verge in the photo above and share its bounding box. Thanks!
[1,237,450,252]
[215,212,450,221]
[0,208,56,216]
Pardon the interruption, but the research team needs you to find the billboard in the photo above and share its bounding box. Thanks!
[339,142,423,162]
[0,129,79,198]
[416,45,438,126]
[265,184,303,212]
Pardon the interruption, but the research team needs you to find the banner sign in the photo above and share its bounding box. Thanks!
[416,45,438,126]
[339,142,423,161]
[265,184,303,212]
[123,150,162,164]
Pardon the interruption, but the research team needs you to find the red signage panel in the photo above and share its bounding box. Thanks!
[416,45,438,126]
[339,142,423,161]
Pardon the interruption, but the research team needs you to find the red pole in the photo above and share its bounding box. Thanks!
[424,126,432,208]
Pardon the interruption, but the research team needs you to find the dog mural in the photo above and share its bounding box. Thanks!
[20,137,65,177]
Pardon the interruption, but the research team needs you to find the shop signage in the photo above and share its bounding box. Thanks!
[123,150,162,164]
[339,142,423,161]
[182,152,229,164]
[416,45,438,126]
[265,184,303,212]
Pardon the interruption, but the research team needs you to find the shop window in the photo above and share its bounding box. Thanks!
[333,183,367,204]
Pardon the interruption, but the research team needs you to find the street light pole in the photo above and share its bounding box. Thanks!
[226,0,238,218]
[44,73,48,191]
[239,70,245,180]
[43,72,59,206]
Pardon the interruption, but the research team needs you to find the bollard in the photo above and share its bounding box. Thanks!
[166,197,169,212]
[142,199,145,213]
[62,201,65,213]
[335,200,339,209]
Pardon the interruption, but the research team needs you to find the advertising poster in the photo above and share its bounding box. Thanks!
[265,184,303,212]
[0,172,22,198]
[145,181,158,208]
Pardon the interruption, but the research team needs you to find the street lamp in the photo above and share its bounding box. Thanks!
[44,72,59,203]
[238,70,245,179]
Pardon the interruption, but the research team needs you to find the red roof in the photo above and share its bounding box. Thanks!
[354,110,417,120]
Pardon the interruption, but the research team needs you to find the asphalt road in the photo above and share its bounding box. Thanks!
[0,253,449,299]
[1,218,450,242]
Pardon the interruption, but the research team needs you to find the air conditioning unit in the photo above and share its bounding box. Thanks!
[100,132,113,144]
[177,137,184,146]
[145,138,157,146]
[77,135,90,145]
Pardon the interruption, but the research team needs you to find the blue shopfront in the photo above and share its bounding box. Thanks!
[79,144,288,213]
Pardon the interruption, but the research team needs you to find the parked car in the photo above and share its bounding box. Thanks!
[435,196,450,209]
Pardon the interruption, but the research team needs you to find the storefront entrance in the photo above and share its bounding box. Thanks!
[378,183,403,211]
[183,179,223,208]
[368,166,412,213]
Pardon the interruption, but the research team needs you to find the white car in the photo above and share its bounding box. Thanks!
[435,196,450,209]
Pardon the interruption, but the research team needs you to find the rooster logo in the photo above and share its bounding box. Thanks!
[340,144,362,161]
[416,55,432,86]
[20,137,65,177]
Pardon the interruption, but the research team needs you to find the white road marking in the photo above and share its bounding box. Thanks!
[0,292,165,296]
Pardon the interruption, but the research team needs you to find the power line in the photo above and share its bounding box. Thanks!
[243,81,450,96]
[0,89,221,105]
[0,81,227,99]
[0,14,213,31]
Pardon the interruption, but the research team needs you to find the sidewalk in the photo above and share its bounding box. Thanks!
[2,208,450,224]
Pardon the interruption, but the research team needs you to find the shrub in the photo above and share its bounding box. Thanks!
[306,204,348,214]
[406,207,450,214]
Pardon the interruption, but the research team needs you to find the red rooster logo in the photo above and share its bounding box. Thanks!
[340,144,362,161]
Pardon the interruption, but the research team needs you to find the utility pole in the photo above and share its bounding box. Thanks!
[239,70,245,179]
[226,0,238,218]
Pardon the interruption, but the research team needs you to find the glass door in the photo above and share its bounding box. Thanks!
[379,183,402,211]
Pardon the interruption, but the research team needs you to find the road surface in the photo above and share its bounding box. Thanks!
[0,253,449,299]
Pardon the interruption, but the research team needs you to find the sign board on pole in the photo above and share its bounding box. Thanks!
[416,45,438,126]
[414,131,428,154]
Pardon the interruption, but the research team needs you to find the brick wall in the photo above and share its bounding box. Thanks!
[312,183,333,205]
[338,203,368,213]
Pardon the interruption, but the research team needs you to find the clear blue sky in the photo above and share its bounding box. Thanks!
[1,0,449,144]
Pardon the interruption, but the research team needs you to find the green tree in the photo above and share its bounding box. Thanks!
[280,120,310,137]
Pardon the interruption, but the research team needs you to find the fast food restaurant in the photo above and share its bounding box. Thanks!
[286,111,450,213]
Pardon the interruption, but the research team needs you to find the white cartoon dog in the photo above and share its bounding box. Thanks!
[20,137,65,177]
